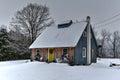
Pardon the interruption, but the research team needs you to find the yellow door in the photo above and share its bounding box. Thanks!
[48,48,54,62]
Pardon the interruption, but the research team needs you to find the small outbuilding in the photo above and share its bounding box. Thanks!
[29,16,98,65]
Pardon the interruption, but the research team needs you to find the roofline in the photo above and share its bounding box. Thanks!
[29,46,75,49]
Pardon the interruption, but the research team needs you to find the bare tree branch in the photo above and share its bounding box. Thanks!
[11,3,54,44]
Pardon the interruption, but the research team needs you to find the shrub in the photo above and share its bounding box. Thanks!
[68,60,75,66]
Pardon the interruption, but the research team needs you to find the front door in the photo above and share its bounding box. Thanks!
[48,48,54,62]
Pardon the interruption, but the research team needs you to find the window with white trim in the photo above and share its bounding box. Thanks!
[36,49,40,56]
[82,47,86,58]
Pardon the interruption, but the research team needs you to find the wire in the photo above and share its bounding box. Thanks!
[94,12,120,26]
[95,18,120,28]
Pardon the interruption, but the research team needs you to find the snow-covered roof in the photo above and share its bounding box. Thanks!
[29,22,87,48]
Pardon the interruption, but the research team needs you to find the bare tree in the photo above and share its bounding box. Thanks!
[100,29,111,57]
[92,27,98,38]
[108,31,120,58]
[11,3,54,44]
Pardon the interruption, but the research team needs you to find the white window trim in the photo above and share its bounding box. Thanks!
[82,47,86,58]
[36,49,40,56]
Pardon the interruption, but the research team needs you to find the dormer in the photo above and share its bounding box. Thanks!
[58,20,73,28]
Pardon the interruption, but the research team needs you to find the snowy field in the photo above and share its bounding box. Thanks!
[0,58,120,80]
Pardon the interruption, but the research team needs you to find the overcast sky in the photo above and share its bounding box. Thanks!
[0,0,120,33]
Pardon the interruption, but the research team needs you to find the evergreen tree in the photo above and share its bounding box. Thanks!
[0,28,9,57]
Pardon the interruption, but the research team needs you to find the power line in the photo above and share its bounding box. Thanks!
[95,18,120,28]
[94,12,120,26]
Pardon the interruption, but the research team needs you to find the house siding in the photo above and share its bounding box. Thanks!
[74,26,97,65]
[57,48,62,58]
[31,49,36,60]
[91,27,97,63]
[74,27,87,65]
[68,47,74,60]
[31,47,74,61]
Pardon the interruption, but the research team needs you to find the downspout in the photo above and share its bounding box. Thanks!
[86,16,91,65]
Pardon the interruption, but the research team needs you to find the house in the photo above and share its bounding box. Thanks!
[29,16,98,65]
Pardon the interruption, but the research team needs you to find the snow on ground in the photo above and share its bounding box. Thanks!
[0,58,120,80]
[0,60,29,67]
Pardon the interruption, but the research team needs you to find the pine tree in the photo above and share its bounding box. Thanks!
[0,28,9,57]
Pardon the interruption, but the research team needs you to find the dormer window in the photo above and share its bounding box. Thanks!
[58,20,72,28]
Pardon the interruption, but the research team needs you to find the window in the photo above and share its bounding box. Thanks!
[62,48,68,56]
[82,47,86,58]
[36,49,40,56]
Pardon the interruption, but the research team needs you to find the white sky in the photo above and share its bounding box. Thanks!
[0,0,120,33]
